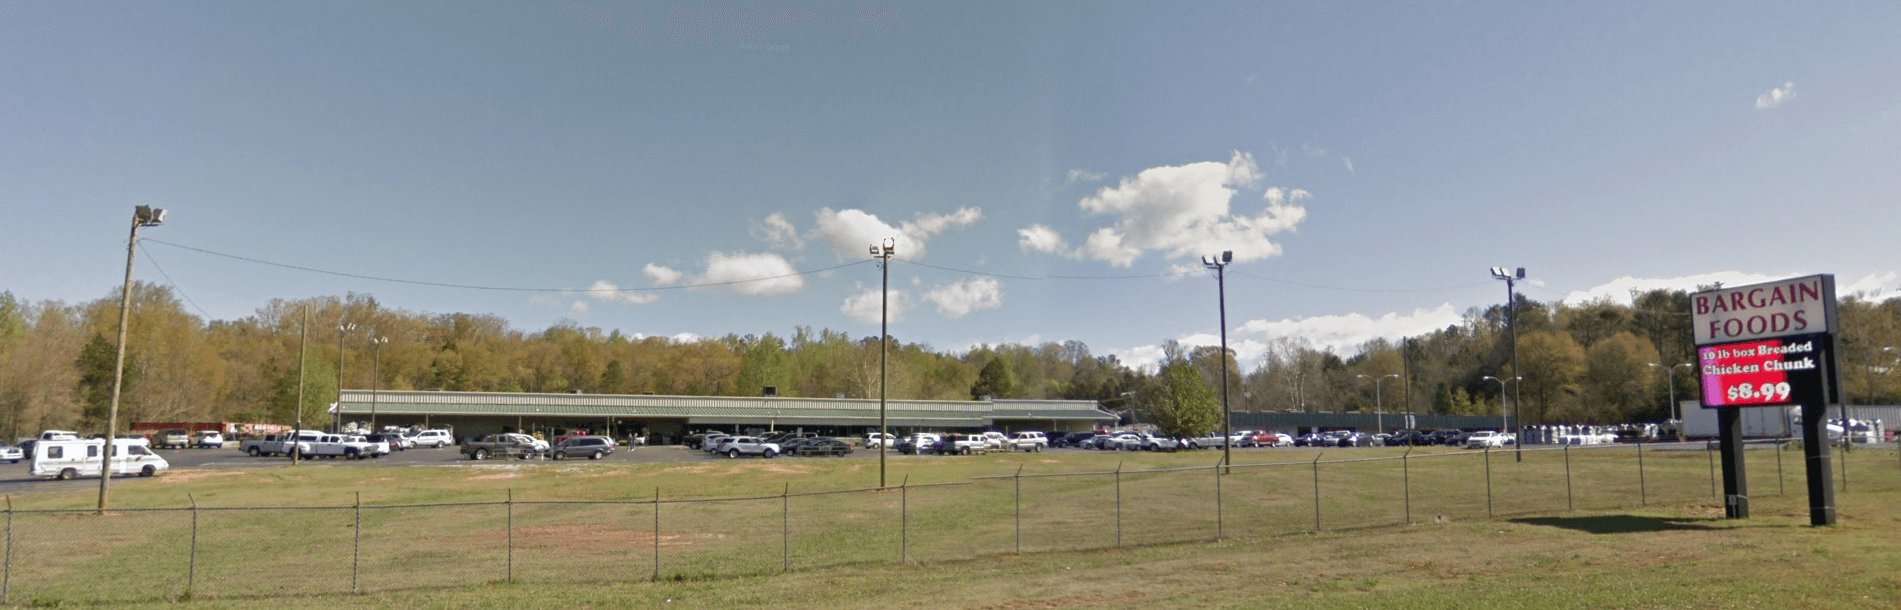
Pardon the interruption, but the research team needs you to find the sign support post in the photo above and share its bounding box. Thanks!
[1691,274,1838,525]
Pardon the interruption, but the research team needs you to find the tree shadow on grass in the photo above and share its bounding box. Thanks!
[1510,515,1725,535]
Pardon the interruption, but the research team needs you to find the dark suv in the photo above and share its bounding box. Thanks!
[552,436,616,460]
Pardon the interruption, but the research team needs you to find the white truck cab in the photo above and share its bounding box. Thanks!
[31,438,169,480]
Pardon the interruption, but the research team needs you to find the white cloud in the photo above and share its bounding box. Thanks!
[671,332,700,343]
[841,285,909,324]
[1755,81,1796,110]
[1106,344,1169,374]
[569,300,590,315]
[697,251,805,295]
[1017,224,1070,254]
[1234,304,1463,356]
[585,280,659,305]
[1025,151,1308,267]
[1563,271,1901,304]
[1342,157,1355,173]
[1559,272,1785,305]
[643,263,683,286]
[922,278,1003,318]
[754,212,804,250]
[813,206,983,261]
[1065,168,1106,184]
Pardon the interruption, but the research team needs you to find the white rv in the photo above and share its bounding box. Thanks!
[30,438,169,480]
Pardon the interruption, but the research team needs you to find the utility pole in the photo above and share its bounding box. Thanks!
[1491,267,1525,462]
[869,238,895,487]
[1202,251,1234,472]
[99,205,165,514]
[293,306,308,466]
[336,320,354,433]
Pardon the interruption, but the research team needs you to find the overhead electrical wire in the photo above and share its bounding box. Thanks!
[136,242,217,320]
[143,238,873,294]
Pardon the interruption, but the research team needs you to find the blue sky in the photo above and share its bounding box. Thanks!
[4,1,1899,370]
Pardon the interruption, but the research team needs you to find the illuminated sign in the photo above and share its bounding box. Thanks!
[1691,275,1837,345]
[1698,334,1829,408]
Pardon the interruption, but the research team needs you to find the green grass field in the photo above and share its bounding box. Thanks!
[4,443,1898,608]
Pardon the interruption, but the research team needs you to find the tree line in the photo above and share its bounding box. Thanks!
[0,283,1896,440]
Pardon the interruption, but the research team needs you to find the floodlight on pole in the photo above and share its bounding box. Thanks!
[1202,250,1234,473]
[335,321,356,434]
[870,237,895,488]
[1357,373,1400,434]
[98,205,166,514]
[1648,362,1692,442]
[1490,266,1526,462]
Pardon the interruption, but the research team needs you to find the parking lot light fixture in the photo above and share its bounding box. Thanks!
[98,205,165,514]
[1647,362,1692,442]
[870,238,895,487]
[1357,374,1400,434]
[1481,375,1520,434]
[1202,250,1233,472]
[370,335,389,431]
[1490,266,1525,461]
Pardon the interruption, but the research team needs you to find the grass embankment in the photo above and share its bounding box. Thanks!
[5,445,1898,608]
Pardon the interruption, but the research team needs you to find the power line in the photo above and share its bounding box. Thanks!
[142,239,873,294]
[136,242,216,320]
[1230,270,1493,293]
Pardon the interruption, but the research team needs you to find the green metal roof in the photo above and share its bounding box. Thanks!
[335,390,1116,425]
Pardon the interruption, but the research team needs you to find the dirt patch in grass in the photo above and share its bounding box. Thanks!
[157,469,248,484]
[473,522,722,549]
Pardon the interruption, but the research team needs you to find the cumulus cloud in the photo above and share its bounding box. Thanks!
[1106,344,1169,374]
[1066,168,1107,184]
[813,206,983,260]
[1563,271,1901,304]
[570,300,590,315]
[1559,272,1785,305]
[841,285,909,324]
[1024,151,1307,267]
[754,212,805,250]
[1233,304,1462,356]
[1755,81,1796,110]
[584,280,659,305]
[643,263,683,286]
[698,251,805,295]
[922,278,1003,318]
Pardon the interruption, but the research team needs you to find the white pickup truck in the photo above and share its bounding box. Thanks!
[303,434,381,459]
[241,431,321,457]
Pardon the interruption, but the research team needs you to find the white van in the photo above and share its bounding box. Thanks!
[31,438,169,480]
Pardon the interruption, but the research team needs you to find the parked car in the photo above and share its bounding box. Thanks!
[864,432,896,448]
[150,429,191,450]
[936,433,990,455]
[192,431,224,449]
[553,436,616,460]
[463,433,545,460]
[1008,432,1048,452]
[0,443,22,463]
[1424,429,1466,446]
[794,438,852,457]
[722,437,781,459]
[1335,432,1366,447]
[410,429,454,449]
[1098,432,1143,451]
[1140,434,1183,451]
[1464,431,1512,449]
[1054,432,1095,448]
[1292,433,1325,447]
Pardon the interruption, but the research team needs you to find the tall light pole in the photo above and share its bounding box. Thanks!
[869,238,895,488]
[1481,375,1520,434]
[1202,250,1233,472]
[292,305,309,466]
[370,335,389,432]
[1490,266,1526,462]
[98,205,165,514]
[335,321,355,433]
[1357,373,1399,434]
[1648,362,1692,442]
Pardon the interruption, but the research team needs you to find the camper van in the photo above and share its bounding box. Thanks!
[30,438,169,480]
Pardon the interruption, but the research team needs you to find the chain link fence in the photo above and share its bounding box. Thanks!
[1,440,1895,605]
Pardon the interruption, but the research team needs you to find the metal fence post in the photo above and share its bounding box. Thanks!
[1113,461,1123,548]
[1013,465,1023,554]
[1708,443,1718,499]
[1839,440,1849,493]
[1402,448,1412,525]
[188,493,200,599]
[2,495,10,605]
[1484,447,1494,518]
[1637,440,1648,506]
[351,491,361,594]
[505,489,514,583]
[1213,460,1223,541]
[1564,445,1574,512]
[1311,453,1323,532]
[1778,437,1787,496]
[651,487,660,582]
[781,483,789,572]
[899,475,909,565]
